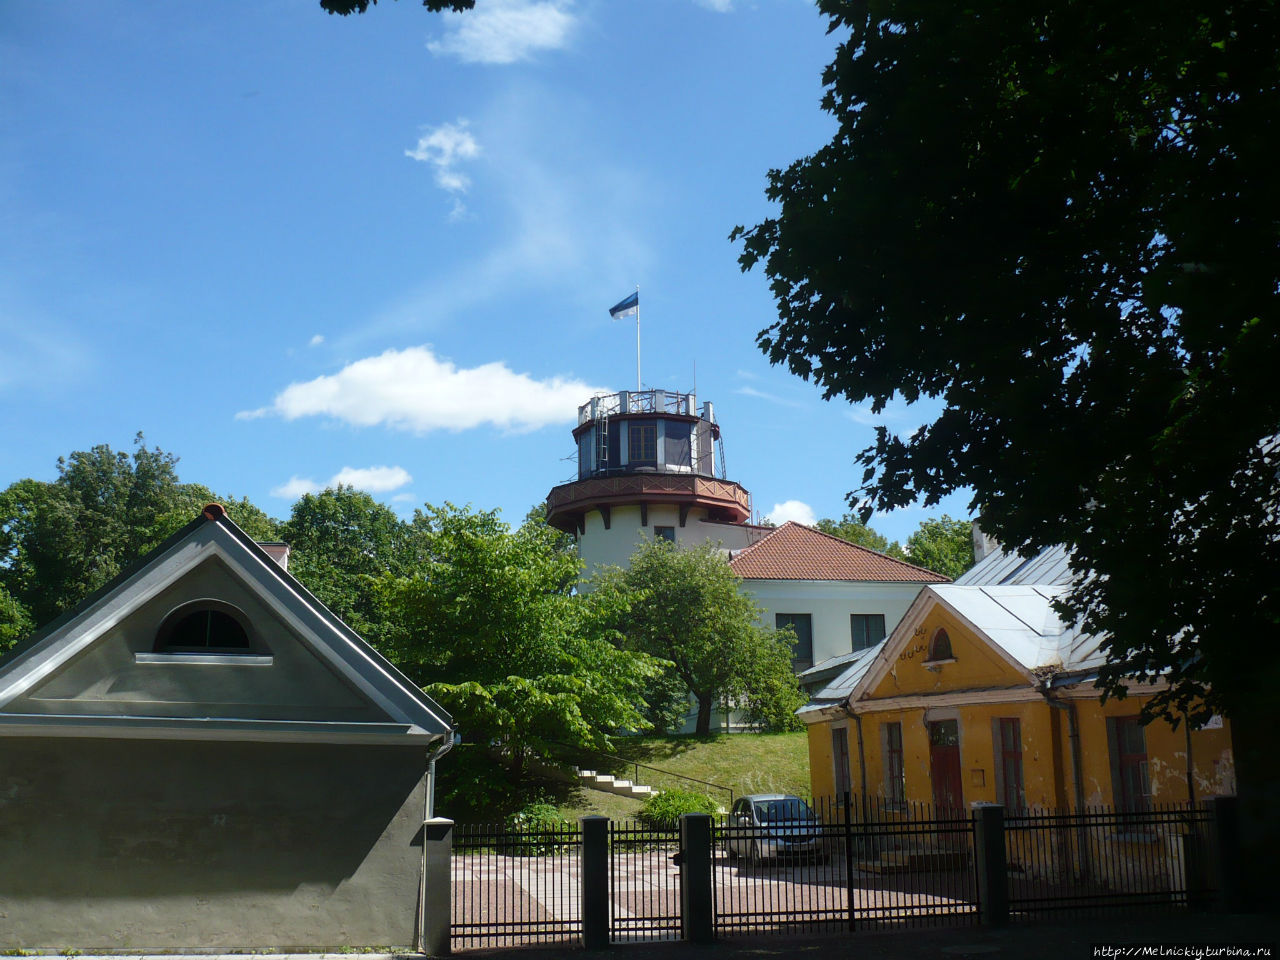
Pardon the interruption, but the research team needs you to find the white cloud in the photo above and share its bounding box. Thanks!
[309,334,325,347]
[406,120,481,197]
[427,0,576,64]
[270,475,322,500]
[736,385,804,408]
[241,344,606,434]
[695,0,734,10]
[270,465,413,500]
[331,465,413,492]
[767,499,817,526]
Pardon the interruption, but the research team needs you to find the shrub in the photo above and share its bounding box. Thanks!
[637,789,718,828]
[502,802,574,855]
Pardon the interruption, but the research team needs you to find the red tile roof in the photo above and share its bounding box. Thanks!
[728,522,950,583]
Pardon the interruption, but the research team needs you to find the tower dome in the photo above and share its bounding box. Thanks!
[546,388,755,573]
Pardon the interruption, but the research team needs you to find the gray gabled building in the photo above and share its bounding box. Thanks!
[0,504,453,952]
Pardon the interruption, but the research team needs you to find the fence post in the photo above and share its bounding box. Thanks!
[679,813,715,943]
[581,816,611,949]
[842,793,857,931]
[421,817,454,957]
[971,803,1008,927]
[1211,795,1242,913]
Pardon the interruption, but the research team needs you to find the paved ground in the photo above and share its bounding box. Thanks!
[15,913,1277,960]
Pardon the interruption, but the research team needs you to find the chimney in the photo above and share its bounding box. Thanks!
[259,542,290,571]
[971,521,999,563]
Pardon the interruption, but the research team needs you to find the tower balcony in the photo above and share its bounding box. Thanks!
[546,473,752,534]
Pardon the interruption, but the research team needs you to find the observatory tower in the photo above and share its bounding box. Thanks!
[545,388,758,574]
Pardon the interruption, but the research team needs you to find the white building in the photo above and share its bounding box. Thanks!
[544,389,949,730]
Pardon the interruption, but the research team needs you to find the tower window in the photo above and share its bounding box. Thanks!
[628,422,657,464]
[155,600,257,654]
[654,526,676,543]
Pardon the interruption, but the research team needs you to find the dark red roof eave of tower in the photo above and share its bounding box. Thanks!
[545,474,751,533]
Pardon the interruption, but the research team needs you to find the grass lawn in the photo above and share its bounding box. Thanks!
[583,730,811,803]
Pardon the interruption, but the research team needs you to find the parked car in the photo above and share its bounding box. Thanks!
[725,794,824,862]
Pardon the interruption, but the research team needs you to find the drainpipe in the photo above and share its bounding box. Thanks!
[853,712,869,823]
[1043,685,1091,881]
[417,732,457,954]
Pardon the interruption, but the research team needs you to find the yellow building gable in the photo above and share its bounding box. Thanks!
[866,603,1030,701]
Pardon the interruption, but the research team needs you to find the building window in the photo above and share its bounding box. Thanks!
[883,722,905,806]
[155,599,256,654]
[994,717,1025,810]
[1108,716,1151,812]
[628,421,657,464]
[832,727,852,800]
[654,525,676,543]
[927,627,953,661]
[850,613,886,651]
[775,613,813,671]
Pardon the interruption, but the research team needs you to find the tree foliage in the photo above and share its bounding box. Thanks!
[733,0,1279,727]
[903,515,975,581]
[375,504,661,815]
[814,513,899,555]
[592,540,805,735]
[0,435,278,631]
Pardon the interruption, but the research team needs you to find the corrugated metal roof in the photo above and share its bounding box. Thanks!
[954,542,1073,586]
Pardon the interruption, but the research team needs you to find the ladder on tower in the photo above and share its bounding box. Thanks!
[596,411,610,472]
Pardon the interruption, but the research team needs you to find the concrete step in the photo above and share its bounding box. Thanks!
[575,766,658,799]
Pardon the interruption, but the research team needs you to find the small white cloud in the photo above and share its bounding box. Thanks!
[695,0,734,10]
[309,334,325,347]
[241,344,606,434]
[406,120,481,195]
[767,500,817,526]
[330,465,412,493]
[427,0,576,64]
[270,466,413,500]
[271,476,322,500]
[391,492,416,504]
[736,385,804,408]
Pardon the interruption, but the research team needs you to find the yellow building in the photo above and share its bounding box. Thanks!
[800,545,1235,813]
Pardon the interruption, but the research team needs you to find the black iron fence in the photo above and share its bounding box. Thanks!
[441,797,1237,952]
[450,820,583,950]
[1005,802,1217,919]
[714,795,978,937]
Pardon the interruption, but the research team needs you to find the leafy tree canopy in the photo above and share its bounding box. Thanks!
[0,435,278,630]
[375,504,662,815]
[815,513,900,555]
[903,515,975,581]
[592,540,805,735]
[733,0,1279,728]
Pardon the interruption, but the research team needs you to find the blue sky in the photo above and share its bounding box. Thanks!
[1,0,971,545]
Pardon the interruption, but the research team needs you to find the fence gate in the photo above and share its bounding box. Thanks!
[607,820,682,942]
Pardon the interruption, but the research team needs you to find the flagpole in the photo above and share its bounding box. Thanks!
[634,284,641,392]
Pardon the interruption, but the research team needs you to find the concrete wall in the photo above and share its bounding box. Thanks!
[743,579,927,668]
[575,505,759,579]
[0,737,427,951]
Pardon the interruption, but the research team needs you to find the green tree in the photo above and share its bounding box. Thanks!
[280,485,411,646]
[0,583,33,654]
[733,0,1278,900]
[376,504,661,814]
[814,513,900,555]
[0,436,278,626]
[903,515,974,581]
[593,540,805,735]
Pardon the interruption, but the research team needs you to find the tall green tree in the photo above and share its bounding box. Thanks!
[734,0,1279,901]
[815,513,900,555]
[281,485,411,645]
[0,436,278,628]
[593,540,805,735]
[903,515,974,581]
[377,504,660,814]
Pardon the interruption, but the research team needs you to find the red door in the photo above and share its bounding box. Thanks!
[928,720,963,816]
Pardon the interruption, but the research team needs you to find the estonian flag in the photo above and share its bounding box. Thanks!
[608,291,639,319]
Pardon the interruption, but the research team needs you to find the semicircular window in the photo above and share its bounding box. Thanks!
[928,627,954,662]
[155,601,256,654]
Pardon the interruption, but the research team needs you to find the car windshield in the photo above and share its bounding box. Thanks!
[752,798,815,823]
